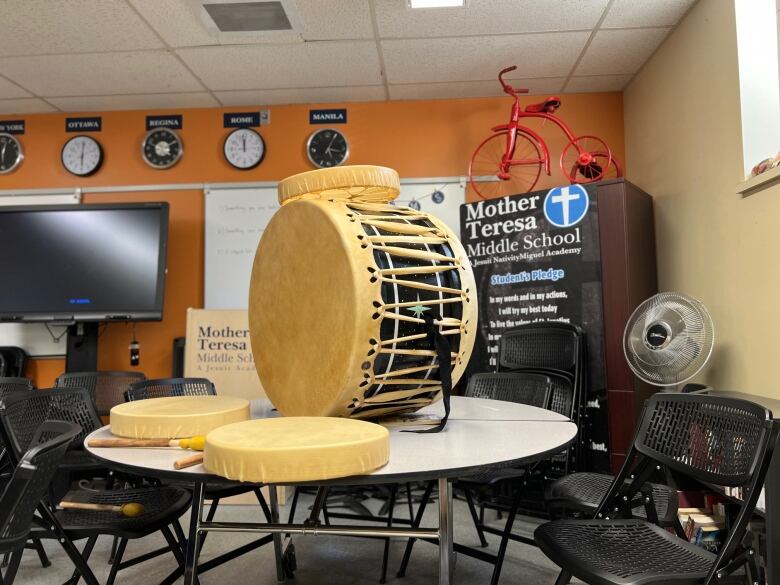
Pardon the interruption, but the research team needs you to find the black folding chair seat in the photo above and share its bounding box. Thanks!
[535,519,714,585]
[457,467,527,487]
[53,487,191,539]
[546,472,678,526]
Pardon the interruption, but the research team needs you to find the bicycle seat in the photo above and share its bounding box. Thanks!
[525,96,561,113]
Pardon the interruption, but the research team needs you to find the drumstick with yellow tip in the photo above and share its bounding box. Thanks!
[59,501,145,518]
[87,436,206,451]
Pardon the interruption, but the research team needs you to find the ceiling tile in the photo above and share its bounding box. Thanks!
[564,74,634,92]
[601,0,696,28]
[0,0,163,56]
[0,98,57,115]
[575,28,670,75]
[374,0,609,37]
[382,32,590,84]
[48,93,220,112]
[177,42,382,90]
[129,0,374,46]
[388,78,566,101]
[216,86,386,106]
[0,51,205,97]
[0,76,31,99]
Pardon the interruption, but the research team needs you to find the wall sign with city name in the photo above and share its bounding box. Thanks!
[145,115,183,130]
[0,120,25,135]
[309,108,347,124]
[223,110,270,128]
[65,117,102,133]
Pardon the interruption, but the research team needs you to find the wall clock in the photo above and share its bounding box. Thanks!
[224,127,265,170]
[0,133,23,174]
[61,135,103,177]
[142,128,183,169]
[307,128,348,168]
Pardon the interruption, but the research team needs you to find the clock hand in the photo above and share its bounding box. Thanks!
[324,134,337,154]
[80,142,85,167]
[0,142,6,162]
[242,135,246,152]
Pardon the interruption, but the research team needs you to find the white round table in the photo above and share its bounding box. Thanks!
[86,396,576,585]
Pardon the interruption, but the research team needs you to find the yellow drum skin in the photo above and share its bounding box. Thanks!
[203,417,390,483]
[109,396,250,439]
[249,166,477,420]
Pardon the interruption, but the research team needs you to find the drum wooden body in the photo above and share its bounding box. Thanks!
[249,166,477,419]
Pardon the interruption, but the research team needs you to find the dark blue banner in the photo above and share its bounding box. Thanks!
[309,108,347,124]
[146,115,182,130]
[0,120,24,134]
[66,117,101,132]
[223,112,261,128]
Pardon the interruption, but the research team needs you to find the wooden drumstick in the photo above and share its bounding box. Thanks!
[174,452,204,470]
[88,436,206,451]
[59,501,145,518]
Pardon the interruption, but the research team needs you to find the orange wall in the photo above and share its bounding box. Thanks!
[0,94,624,386]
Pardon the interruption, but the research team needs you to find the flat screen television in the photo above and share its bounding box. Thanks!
[0,202,169,322]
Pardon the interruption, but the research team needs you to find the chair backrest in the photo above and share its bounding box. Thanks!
[126,377,217,401]
[635,393,774,488]
[0,347,28,379]
[55,371,147,416]
[0,377,34,400]
[0,421,80,551]
[498,324,580,373]
[0,388,101,460]
[465,372,551,409]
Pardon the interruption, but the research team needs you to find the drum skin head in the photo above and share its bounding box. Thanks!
[249,201,368,416]
[250,165,477,419]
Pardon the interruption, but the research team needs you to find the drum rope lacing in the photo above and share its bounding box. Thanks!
[346,200,469,425]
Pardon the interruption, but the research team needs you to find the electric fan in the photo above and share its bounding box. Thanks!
[623,292,714,391]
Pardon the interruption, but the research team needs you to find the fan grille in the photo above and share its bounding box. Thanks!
[623,292,714,386]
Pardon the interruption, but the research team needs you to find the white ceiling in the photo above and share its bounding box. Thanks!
[0,0,696,114]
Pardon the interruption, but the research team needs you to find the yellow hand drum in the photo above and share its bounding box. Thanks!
[249,165,477,419]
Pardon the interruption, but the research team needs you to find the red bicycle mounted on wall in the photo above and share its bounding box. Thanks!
[468,66,623,200]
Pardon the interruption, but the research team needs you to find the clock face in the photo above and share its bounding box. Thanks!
[61,135,103,177]
[0,133,23,174]
[307,128,348,168]
[224,128,265,170]
[142,128,183,169]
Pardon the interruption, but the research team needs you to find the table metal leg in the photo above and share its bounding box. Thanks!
[269,485,286,583]
[438,478,454,585]
[184,482,205,585]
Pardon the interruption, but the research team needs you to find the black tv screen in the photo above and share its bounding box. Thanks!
[0,202,169,322]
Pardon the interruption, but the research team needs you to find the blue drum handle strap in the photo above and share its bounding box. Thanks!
[404,313,451,434]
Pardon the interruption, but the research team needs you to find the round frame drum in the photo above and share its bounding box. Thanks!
[249,166,477,419]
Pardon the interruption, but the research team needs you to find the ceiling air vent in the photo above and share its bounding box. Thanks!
[202,1,292,32]
[191,0,302,39]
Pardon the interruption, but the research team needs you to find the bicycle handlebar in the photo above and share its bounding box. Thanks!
[498,65,529,95]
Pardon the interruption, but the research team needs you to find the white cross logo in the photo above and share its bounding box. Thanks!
[551,186,580,226]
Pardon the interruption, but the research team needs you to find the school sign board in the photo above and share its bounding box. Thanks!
[461,183,609,470]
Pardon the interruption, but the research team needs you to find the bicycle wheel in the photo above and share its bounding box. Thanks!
[469,131,543,200]
[560,135,611,184]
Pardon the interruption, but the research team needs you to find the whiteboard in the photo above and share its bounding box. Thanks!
[204,178,466,310]
[0,191,81,356]
[204,186,280,309]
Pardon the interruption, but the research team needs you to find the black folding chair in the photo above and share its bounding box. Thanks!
[55,371,147,417]
[397,372,552,585]
[0,420,81,585]
[0,377,50,571]
[126,377,216,401]
[125,377,275,561]
[0,389,190,585]
[535,393,777,585]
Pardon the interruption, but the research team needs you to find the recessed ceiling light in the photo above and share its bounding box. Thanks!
[409,0,465,8]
